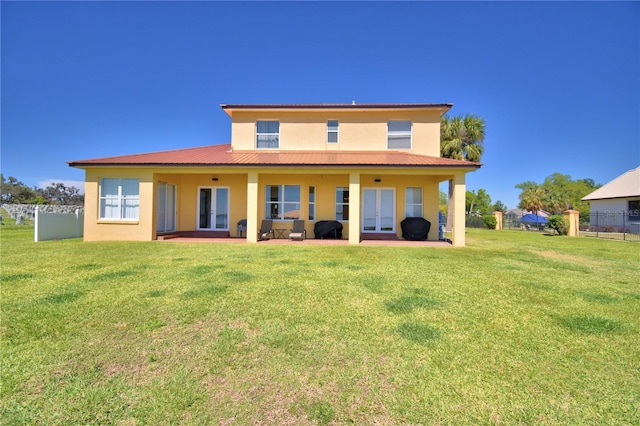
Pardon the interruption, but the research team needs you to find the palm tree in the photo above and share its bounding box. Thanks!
[440,114,486,162]
[519,187,545,216]
[440,114,486,230]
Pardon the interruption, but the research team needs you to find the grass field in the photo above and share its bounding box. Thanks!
[1,222,638,425]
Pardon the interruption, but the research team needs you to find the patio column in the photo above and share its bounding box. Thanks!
[246,172,259,243]
[452,172,466,247]
[348,172,361,244]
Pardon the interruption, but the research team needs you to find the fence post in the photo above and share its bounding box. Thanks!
[34,206,39,242]
[492,211,503,230]
[75,209,80,238]
[563,210,580,237]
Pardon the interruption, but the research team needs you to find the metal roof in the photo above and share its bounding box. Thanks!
[582,167,640,201]
[220,103,453,117]
[68,143,481,169]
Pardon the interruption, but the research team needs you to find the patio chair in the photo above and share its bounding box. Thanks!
[289,220,306,241]
[237,219,247,237]
[258,219,274,240]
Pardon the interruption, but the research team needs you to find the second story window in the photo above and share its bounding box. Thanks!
[387,120,412,149]
[327,120,339,143]
[256,120,279,149]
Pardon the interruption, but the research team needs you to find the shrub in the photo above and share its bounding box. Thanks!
[482,215,497,230]
[548,215,569,235]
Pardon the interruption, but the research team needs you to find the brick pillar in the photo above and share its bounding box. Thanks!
[563,210,580,237]
[492,211,503,230]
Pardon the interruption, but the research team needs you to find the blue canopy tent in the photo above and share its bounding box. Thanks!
[519,214,548,224]
[520,214,548,230]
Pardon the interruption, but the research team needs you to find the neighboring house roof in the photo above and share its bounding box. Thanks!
[582,167,640,201]
[68,143,481,169]
[220,103,453,117]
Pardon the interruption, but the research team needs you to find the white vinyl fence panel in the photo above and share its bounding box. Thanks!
[34,207,84,242]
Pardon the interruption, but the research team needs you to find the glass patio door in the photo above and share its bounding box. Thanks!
[362,188,395,232]
[157,182,176,233]
[198,187,229,230]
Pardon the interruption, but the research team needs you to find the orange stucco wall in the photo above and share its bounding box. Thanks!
[82,167,450,242]
[230,109,441,156]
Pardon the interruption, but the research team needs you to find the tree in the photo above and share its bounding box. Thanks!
[0,174,38,204]
[37,182,84,205]
[492,200,507,214]
[466,189,492,216]
[441,114,486,162]
[516,173,600,221]
[441,114,486,229]
[519,186,545,216]
[439,191,448,217]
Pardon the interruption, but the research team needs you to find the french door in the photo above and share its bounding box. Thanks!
[197,187,229,230]
[157,182,176,233]
[362,188,395,232]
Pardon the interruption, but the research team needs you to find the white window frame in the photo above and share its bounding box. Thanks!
[256,120,280,149]
[99,178,140,221]
[266,185,301,221]
[387,120,412,149]
[309,186,316,221]
[405,187,423,218]
[335,187,349,222]
[327,120,339,143]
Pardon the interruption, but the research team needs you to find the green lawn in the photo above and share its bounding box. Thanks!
[1,224,638,425]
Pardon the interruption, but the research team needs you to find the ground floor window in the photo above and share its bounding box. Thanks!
[266,185,300,220]
[99,178,139,220]
[405,187,423,217]
[336,187,349,221]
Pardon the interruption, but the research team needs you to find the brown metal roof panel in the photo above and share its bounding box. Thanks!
[68,144,232,166]
[69,144,481,169]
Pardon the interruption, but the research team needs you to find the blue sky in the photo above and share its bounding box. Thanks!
[2,1,638,210]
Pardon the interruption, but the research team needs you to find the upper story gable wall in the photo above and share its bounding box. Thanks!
[227,107,445,157]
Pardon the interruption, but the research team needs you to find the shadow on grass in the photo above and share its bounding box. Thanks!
[385,288,441,314]
[223,270,254,284]
[89,270,137,283]
[385,294,440,315]
[574,291,619,304]
[40,289,85,304]
[3,273,35,282]
[180,285,228,299]
[143,289,168,298]
[557,315,624,334]
[397,322,441,344]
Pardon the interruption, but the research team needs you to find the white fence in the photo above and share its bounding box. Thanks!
[34,207,84,242]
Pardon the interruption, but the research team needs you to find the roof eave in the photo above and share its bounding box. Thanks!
[221,103,454,117]
[69,162,481,169]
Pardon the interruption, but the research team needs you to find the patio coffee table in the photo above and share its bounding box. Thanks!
[273,229,289,239]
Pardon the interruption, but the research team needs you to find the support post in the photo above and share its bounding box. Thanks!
[493,211,503,230]
[246,172,259,243]
[348,172,361,245]
[563,209,580,237]
[452,172,466,247]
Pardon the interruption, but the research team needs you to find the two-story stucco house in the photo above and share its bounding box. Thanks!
[69,103,481,246]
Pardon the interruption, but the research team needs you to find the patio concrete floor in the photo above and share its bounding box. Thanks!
[158,237,452,247]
